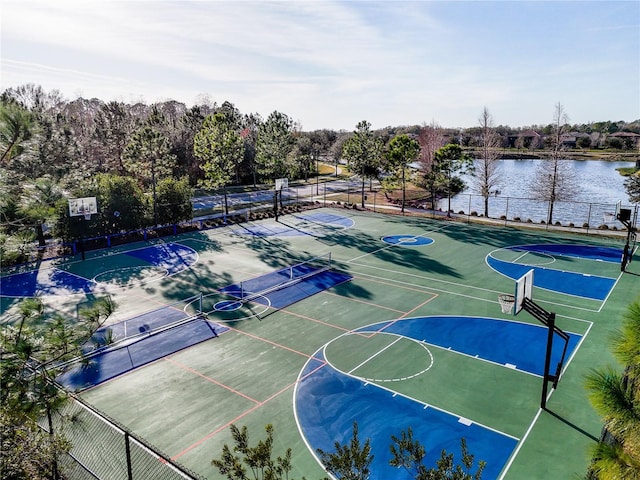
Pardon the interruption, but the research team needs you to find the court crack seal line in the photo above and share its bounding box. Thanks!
[381,235,434,247]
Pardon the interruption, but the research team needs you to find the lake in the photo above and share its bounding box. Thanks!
[439,159,636,226]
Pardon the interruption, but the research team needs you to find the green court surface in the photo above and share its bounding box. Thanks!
[7,207,638,479]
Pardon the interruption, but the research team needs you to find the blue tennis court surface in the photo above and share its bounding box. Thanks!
[295,350,517,480]
[361,316,581,377]
[57,316,228,391]
[220,269,352,309]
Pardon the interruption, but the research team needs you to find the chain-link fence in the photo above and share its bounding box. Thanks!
[40,395,204,480]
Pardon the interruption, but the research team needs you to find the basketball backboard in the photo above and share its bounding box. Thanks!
[69,197,98,217]
[514,269,534,315]
[275,178,288,191]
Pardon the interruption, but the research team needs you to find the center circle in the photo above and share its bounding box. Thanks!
[381,235,434,247]
[324,332,434,383]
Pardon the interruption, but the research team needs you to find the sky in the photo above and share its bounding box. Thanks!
[1,0,639,131]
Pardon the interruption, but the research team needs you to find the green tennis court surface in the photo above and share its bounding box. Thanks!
[5,208,638,479]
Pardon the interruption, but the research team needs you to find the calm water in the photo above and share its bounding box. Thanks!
[440,159,636,225]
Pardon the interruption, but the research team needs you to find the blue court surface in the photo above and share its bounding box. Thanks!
[294,314,580,478]
[0,269,95,297]
[124,242,198,275]
[360,316,581,377]
[0,243,197,297]
[487,244,621,301]
[295,350,518,480]
[382,234,434,247]
[57,315,228,392]
[220,268,352,309]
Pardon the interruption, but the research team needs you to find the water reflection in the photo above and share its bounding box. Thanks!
[439,159,636,226]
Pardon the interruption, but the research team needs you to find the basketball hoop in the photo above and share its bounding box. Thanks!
[84,214,91,221]
[603,212,615,224]
[498,294,515,314]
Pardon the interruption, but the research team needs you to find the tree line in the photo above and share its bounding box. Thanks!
[6,83,637,267]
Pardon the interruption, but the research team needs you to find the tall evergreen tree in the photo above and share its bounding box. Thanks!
[255,111,295,183]
[342,120,384,208]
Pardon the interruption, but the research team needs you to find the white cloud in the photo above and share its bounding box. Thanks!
[2,0,638,130]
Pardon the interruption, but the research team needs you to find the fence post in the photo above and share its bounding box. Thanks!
[124,432,134,480]
[505,197,509,226]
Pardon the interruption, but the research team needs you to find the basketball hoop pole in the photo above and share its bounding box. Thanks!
[521,297,569,409]
[617,206,637,272]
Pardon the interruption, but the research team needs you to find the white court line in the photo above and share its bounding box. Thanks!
[321,338,519,441]
[348,336,403,375]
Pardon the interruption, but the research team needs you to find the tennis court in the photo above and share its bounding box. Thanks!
[2,207,637,479]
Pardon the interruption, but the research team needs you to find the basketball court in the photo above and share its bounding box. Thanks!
[1,207,637,479]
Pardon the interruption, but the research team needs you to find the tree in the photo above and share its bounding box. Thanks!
[316,421,373,480]
[122,125,177,226]
[432,144,474,217]
[92,101,136,174]
[342,121,384,208]
[0,100,36,167]
[390,428,485,480]
[386,134,421,213]
[585,300,640,479]
[255,111,296,183]
[472,108,502,217]
[211,424,299,480]
[624,175,640,204]
[53,173,148,240]
[1,296,116,478]
[18,177,63,246]
[529,103,578,225]
[194,111,244,215]
[155,177,193,225]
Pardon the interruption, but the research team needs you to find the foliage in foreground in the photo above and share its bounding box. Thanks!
[0,296,116,479]
[585,299,640,479]
[390,427,485,480]
[212,424,298,480]
[213,422,485,480]
[316,421,373,480]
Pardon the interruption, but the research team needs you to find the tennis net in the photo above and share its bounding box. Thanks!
[227,252,333,304]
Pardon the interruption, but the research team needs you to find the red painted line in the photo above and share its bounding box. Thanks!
[280,309,352,332]
[163,357,260,404]
[352,274,438,294]
[226,325,313,359]
[400,294,439,318]
[322,290,406,314]
[171,360,328,460]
